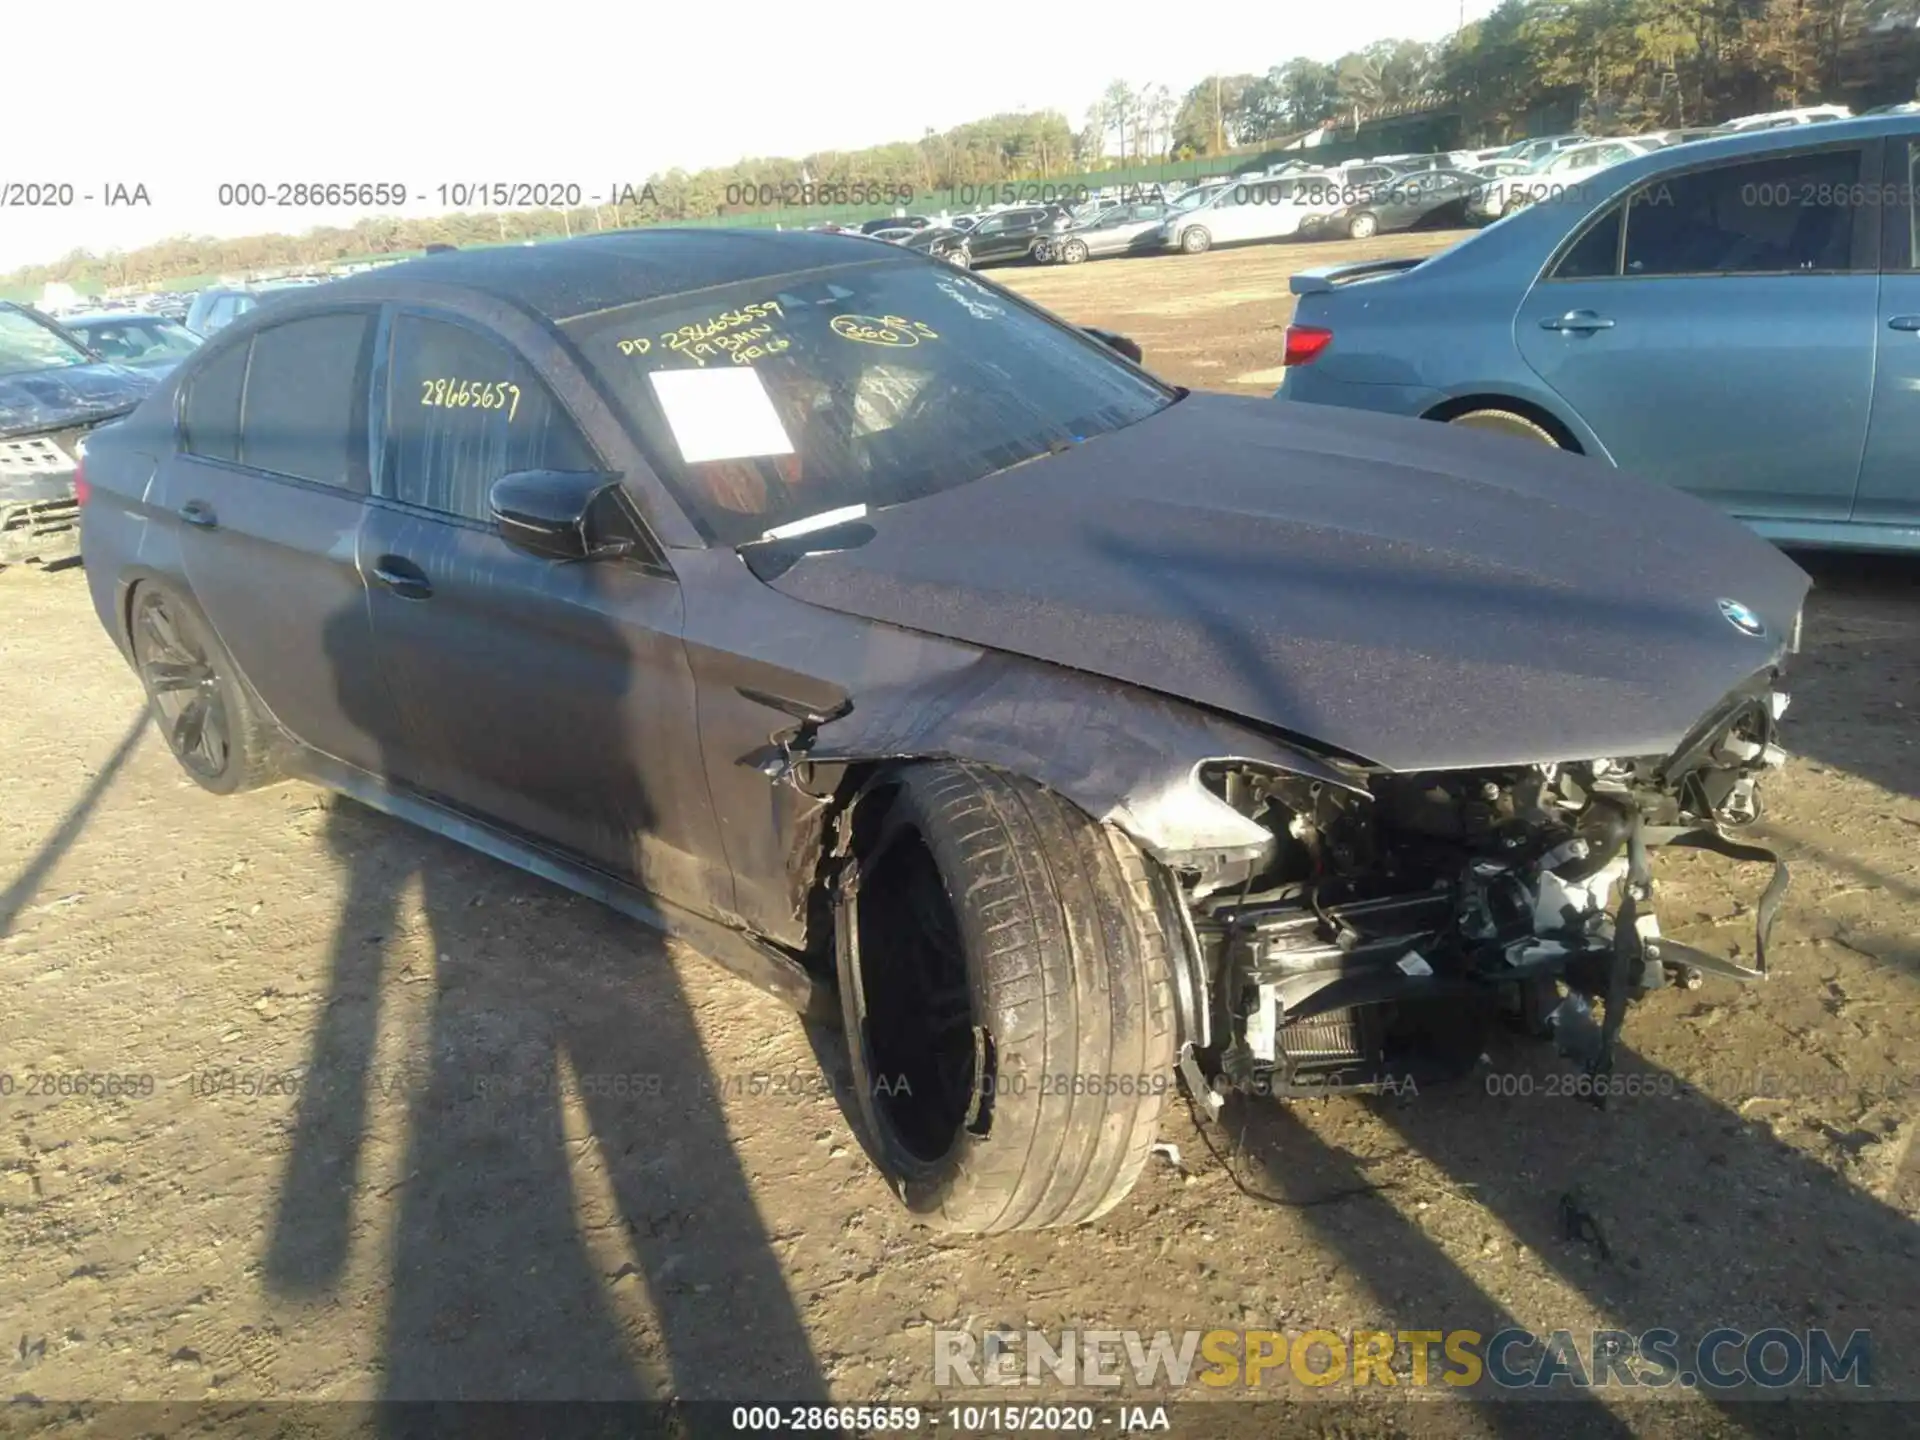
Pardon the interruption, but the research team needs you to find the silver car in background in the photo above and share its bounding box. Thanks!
[1038,201,1173,263]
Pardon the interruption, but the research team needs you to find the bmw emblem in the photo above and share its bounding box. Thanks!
[1718,598,1767,639]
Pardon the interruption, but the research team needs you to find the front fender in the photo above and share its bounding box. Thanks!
[803,649,1364,863]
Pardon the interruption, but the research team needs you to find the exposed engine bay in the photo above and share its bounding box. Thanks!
[1178,685,1791,1105]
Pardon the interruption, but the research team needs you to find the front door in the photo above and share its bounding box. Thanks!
[1515,141,1880,523]
[159,310,399,771]
[360,308,729,913]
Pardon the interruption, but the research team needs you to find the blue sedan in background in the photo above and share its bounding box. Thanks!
[1276,115,1920,553]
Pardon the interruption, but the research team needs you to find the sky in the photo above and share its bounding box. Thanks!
[2,0,1497,275]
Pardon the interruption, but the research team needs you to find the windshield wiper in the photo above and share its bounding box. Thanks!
[757,503,869,542]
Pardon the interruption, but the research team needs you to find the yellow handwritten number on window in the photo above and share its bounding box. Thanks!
[419,378,522,422]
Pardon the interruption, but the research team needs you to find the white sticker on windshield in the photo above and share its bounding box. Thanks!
[648,366,795,465]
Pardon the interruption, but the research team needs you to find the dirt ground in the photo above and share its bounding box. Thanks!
[2,230,1917,1436]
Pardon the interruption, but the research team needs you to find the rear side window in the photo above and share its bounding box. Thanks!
[238,314,374,490]
[181,340,248,462]
[1552,205,1626,279]
[383,314,595,521]
[1623,147,1868,276]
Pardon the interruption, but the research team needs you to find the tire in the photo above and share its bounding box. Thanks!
[1447,408,1564,447]
[835,762,1179,1233]
[1180,226,1211,254]
[1061,239,1089,264]
[947,247,971,270]
[128,580,283,795]
[1347,211,1379,240]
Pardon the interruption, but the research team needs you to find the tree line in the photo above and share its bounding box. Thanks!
[8,0,1916,294]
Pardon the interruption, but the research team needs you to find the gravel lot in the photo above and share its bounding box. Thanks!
[1,230,1916,1437]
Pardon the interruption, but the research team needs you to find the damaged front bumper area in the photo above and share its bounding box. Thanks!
[1173,680,1792,1105]
[0,432,88,565]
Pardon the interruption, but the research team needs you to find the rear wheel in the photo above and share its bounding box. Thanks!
[1180,226,1212,254]
[834,762,1179,1233]
[129,582,282,795]
[1447,408,1564,447]
[1060,239,1089,264]
[947,247,971,270]
[1347,211,1379,240]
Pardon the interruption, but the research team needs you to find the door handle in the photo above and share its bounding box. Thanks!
[371,555,433,600]
[1540,311,1616,333]
[1889,315,1920,332]
[178,499,218,528]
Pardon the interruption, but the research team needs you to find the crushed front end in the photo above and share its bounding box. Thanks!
[1179,680,1791,1104]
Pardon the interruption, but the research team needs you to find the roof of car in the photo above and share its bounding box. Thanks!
[317,227,909,320]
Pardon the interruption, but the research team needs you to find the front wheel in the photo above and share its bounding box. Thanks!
[835,762,1179,1233]
[946,247,971,270]
[1180,226,1211,254]
[1347,211,1379,240]
[1060,239,1089,264]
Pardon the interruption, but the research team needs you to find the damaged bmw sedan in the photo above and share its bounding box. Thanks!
[78,231,1809,1233]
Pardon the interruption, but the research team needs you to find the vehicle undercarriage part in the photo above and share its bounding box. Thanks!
[1167,690,1789,1101]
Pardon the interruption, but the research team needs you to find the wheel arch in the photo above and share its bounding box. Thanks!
[1422,390,1593,455]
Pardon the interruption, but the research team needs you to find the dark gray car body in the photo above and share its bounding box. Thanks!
[78,230,1808,1019]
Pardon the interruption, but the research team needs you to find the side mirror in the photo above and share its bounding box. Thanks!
[1083,326,1143,364]
[489,470,633,562]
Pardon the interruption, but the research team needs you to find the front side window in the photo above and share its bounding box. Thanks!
[238,313,374,489]
[563,256,1176,546]
[1907,140,1920,270]
[383,314,596,521]
[1623,147,1867,276]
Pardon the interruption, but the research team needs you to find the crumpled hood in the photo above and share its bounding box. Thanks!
[761,392,1811,772]
[0,361,158,438]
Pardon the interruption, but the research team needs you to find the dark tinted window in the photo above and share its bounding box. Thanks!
[181,339,248,462]
[384,315,595,520]
[1553,205,1625,279]
[238,314,373,489]
[1623,147,1866,276]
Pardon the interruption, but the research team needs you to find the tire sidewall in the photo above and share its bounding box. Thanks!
[835,785,993,1219]
[1181,226,1211,254]
[835,777,1074,1227]
[1448,409,1561,446]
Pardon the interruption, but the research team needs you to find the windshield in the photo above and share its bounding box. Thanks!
[563,258,1176,546]
[68,316,203,363]
[0,307,93,377]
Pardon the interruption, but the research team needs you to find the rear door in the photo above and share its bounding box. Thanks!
[160,309,398,771]
[1514,139,1881,522]
[1858,131,1920,529]
[360,307,727,909]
